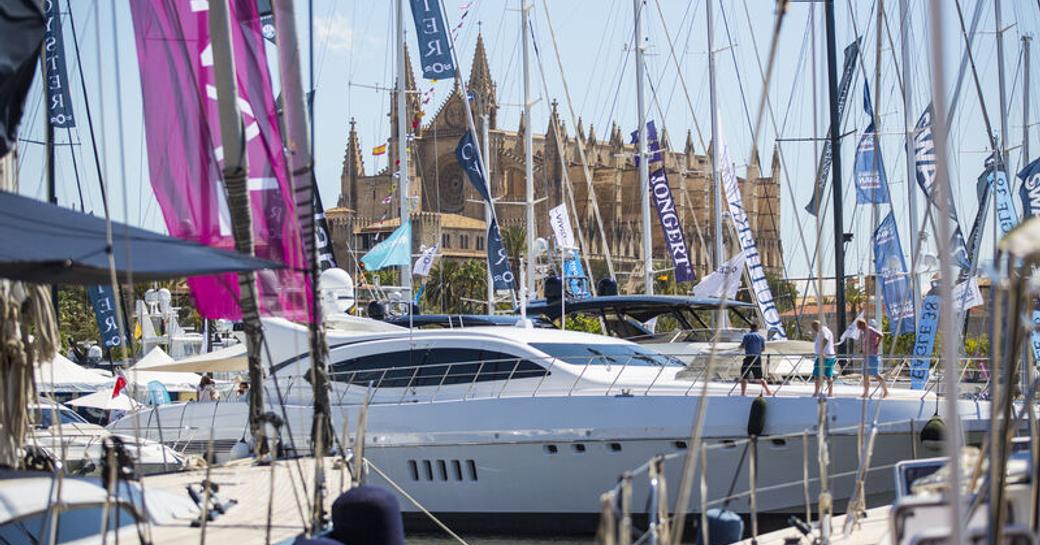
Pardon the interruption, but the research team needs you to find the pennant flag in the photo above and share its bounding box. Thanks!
[805,39,861,215]
[1018,156,1040,219]
[718,123,787,340]
[87,285,126,349]
[413,243,439,277]
[952,278,984,312]
[130,0,311,321]
[692,252,744,300]
[632,121,695,283]
[909,291,940,389]
[455,131,492,203]
[872,212,915,334]
[548,203,576,249]
[486,217,515,290]
[43,0,75,128]
[361,221,412,271]
[112,374,128,398]
[372,143,388,156]
[407,0,456,79]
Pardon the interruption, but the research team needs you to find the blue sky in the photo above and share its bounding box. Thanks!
[14,0,1040,284]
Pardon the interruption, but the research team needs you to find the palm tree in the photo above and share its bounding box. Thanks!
[421,259,488,314]
[499,225,527,276]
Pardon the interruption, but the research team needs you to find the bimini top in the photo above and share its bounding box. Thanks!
[524,294,755,322]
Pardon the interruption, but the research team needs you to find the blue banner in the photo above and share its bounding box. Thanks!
[1031,310,1040,366]
[455,131,492,204]
[854,122,890,204]
[873,212,915,334]
[408,0,456,80]
[965,171,992,264]
[562,250,590,298]
[806,39,861,216]
[1018,156,1040,220]
[361,220,412,271]
[909,292,941,389]
[914,103,970,269]
[632,121,695,283]
[86,285,124,349]
[486,217,515,290]
[43,0,76,128]
[146,380,171,406]
[992,167,1018,237]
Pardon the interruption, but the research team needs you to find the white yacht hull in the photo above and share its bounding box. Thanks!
[112,388,988,532]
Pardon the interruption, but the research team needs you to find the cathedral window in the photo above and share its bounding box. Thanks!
[476,236,484,251]
[442,233,451,248]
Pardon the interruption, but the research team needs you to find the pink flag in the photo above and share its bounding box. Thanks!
[130,0,311,321]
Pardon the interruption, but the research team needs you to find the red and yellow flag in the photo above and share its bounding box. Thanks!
[372,143,388,156]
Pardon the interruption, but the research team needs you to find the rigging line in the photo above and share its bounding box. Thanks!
[649,0,706,151]
[534,4,616,279]
[579,0,620,114]
[953,0,1002,162]
[717,1,754,143]
[66,0,111,214]
[645,0,696,124]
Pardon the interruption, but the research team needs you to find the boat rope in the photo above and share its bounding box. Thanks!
[596,491,618,545]
[365,459,470,545]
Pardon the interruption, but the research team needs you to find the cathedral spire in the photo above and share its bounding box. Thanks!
[684,129,695,155]
[467,31,498,128]
[748,146,762,180]
[340,118,365,208]
[390,45,421,137]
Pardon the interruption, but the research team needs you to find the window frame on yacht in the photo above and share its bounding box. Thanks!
[328,347,549,388]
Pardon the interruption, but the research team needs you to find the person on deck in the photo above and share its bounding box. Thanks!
[197,375,219,402]
[739,323,771,396]
[858,318,888,398]
[812,320,836,397]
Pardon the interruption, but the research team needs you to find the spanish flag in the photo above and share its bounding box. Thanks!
[372,143,388,156]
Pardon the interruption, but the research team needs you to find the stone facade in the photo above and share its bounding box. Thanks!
[329,34,783,286]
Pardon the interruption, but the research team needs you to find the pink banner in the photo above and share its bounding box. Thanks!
[130,0,311,321]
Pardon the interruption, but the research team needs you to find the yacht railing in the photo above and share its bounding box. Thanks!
[268,352,995,405]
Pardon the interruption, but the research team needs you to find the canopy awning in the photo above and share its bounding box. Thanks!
[35,353,114,393]
[66,389,141,411]
[134,343,248,373]
[126,347,201,392]
[0,190,282,284]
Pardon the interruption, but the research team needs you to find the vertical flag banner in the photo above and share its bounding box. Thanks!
[914,103,969,269]
[718,124,787,340]
[992,167,1019,237]
[965,171,992,265]
[909,292,940,389]
[855,82,889,204]
[632,121,695,282]
[548,203,576,249]
[562,250,590,297]
[486,217,515,290]
[408,0,456,79]
[129,0,310,321]
[805,39,860,215]
[872,212,915,334]
[413,243,439,277]
[361,221,412,271]
[87,285,124,349]
[314,190,338,271]
[455,131,492,203]
[43,0,75,128]
[1018,156,1040,219]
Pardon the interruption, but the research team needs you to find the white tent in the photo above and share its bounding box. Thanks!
[35,354,114,393]
[66,388,142,411]
[126,347,201,393]
[133,343,247,373]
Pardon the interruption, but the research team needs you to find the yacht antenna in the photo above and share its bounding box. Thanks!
[633,0,653,294]
[522,0,536,298]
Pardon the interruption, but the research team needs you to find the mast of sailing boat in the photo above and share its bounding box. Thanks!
[633,0,653,295]
[271,0,333,531]
[706,0,727,327]
[396,0,413,288]
[899,0,920,325]
[208,0,268,456]
[522,0,536,300]
[873,1,883,330]
[825,0,848,344]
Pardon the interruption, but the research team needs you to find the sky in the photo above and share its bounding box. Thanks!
[13,0,1040,288]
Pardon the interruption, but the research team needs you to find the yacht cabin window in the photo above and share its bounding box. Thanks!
[530,343,684,368]
[330,348,547,387]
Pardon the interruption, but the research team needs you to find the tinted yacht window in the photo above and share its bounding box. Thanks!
[330,348,547,388]
[531,343,684,368]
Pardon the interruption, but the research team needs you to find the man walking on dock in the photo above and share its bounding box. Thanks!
[858,318,888,398]
[739,323,771,396]
[812,320,835,397]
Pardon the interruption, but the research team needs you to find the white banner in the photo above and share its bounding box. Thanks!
[718,124,788,340]
[952,278,984,312]
[548,203,576,249]
[692,252,744,299]
[413,244,439,277]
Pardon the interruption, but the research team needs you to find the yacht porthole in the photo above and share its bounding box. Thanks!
[423,460,434,481]
[452,460,463,481]
[770,438,787,448]
[437,460,448,481]
[721,440,736,449]
[609,442,623,452]
[545,444,558,454]
[408,460,419,481]
[673,441,688,450]
[466,460,478,481]
[572,443,586,453]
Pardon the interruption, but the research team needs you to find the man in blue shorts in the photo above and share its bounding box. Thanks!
[858,318,888,398]
[811,320,835,397]
[739,323,771,396]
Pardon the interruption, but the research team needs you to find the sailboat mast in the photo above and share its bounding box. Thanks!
[825,0,848,340]
[633,0,653,294]
[873,0,883,329]
[706,0,722,273]
[995,0,1009,167]
[899,0,920,325]
[522,0,536,298]
[208,0,266,456]
[396,0,413,287]
[1024,35,1032,162]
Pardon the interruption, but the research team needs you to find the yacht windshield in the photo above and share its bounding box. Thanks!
[531,343,684,368]
[31,405,88,428]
